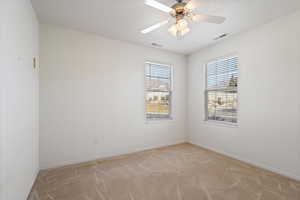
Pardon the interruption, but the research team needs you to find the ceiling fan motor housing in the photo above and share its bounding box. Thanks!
[171,2,187,21]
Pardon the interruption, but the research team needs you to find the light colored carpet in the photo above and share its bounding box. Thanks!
[29,143,300,200]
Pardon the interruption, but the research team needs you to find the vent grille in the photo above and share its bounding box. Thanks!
[214,33,229,40]
[151,43,163,48]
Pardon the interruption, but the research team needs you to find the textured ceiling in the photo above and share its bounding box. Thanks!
[32,0,300,54]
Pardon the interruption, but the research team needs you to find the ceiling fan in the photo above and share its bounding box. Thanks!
[141,0,226,38]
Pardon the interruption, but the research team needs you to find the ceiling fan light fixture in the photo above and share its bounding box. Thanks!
[168,24,178,37]
[176,19,188,31]
[179,26,190,36]
[168,22,190,38]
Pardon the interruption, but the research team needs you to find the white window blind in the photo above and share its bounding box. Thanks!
[205,56,238,124]
[145,62,172,119]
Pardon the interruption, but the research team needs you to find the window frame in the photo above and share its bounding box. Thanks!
[204,55,239,126]
[144,61,173,121]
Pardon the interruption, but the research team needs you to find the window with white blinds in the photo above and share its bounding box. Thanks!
[145,62,172,119]
[205,56,238,124]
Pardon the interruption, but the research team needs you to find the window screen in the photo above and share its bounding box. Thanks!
[205,56,238,123]
[145,62,172,119]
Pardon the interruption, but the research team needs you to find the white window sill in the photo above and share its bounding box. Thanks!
[145,117,173,124]
[203,120,239,128]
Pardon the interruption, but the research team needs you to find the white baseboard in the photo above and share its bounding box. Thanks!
[40,139,187,170]
[189,141,300,182]
[39,139,300,182]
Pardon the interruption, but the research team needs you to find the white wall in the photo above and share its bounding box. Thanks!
[188,10,300,180]
[0,0,39,200]
[39,24,187,169]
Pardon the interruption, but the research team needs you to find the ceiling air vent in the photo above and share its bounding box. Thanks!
[214,33,229,40]
[151,43,163,48]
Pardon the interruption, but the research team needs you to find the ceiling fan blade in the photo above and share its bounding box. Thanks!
[145,0,174,13]
[191,14,226,24]
[185,0,197,11]
[141,20,169,34]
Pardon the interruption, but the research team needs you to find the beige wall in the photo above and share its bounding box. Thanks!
[39,24,187,169]
[0,0,39,199]
[187,10,300,181]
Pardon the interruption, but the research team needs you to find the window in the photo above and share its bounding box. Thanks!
[145,62,172,119]
[205,56,238,124]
